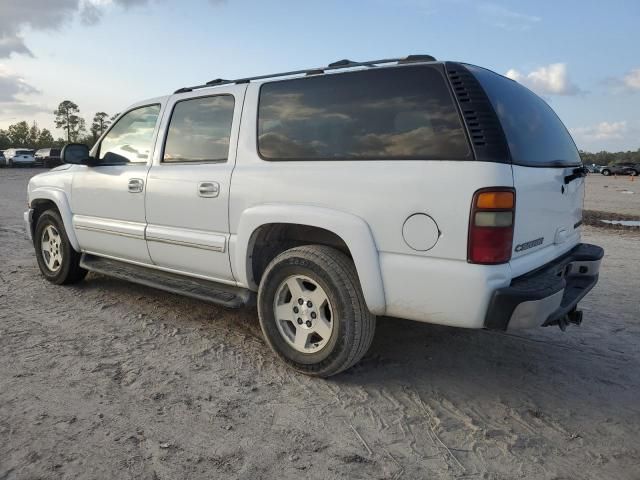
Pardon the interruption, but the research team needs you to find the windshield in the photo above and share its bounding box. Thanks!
[467,65,581,167]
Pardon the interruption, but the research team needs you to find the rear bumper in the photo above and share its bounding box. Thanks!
[485,243,604,330]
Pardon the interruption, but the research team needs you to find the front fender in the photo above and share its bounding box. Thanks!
[30,187,80,251]
[233,204,386,316]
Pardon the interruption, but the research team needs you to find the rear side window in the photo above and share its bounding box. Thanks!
[467,65,581,167]
[163,95,235,163]
[258,66,471,161]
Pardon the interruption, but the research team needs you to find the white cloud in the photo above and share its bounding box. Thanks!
[0,0,81,58]
[505,63,582,96]
[570,121,627,141]
[0,65,40,102]
[621,68,640,91]
[478,3,541,31]
[0,0,202,58]
[0,65,50,118]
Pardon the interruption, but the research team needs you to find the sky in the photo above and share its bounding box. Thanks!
[0,0,639,152]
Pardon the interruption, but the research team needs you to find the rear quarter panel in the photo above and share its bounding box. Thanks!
[230,83,515,324]
[231,84,515,262]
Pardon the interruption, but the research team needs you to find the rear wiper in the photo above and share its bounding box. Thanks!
[564,166,588,184]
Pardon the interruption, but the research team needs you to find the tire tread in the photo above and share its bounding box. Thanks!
[258,245,376,377]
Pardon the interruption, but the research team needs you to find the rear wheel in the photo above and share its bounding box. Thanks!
[257,245,376,377]
[631,170,638,176]
[34,209,87,285]
[602,169,610,176]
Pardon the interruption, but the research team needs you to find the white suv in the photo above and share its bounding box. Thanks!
[25,56,603,376]
[5,148,35,167]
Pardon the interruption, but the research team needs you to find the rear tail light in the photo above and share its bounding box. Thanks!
[468,188,515,264]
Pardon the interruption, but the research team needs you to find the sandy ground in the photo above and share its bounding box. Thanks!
[1,169,639,479]
[584,173,640,216]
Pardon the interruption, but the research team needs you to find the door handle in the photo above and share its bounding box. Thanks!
[198,181,220,198]
[128,178,144,193]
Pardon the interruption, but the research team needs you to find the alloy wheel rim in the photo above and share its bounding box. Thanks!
[41,225,63,272]
[273,275,334,354]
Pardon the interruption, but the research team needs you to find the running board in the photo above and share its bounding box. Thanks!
[80,254,252,308]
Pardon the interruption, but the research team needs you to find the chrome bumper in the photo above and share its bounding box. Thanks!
[485,243,604,330]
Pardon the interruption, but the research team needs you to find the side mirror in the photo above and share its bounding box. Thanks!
[61,143,92,165]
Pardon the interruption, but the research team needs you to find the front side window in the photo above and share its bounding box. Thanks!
[98,104,160,164]
[258,65,471,161]
[163,95,235,163]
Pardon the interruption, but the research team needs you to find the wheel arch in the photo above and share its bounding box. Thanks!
[30,188,80,251]
[233,205,386,316]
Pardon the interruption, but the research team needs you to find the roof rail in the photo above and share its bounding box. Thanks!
[173,54,436,94]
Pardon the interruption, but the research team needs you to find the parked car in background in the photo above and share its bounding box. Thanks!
[35,148,62,168]
[4,148,36,167]
[601,163,639,176]
[585,164,604,174]
[0,150,6,167]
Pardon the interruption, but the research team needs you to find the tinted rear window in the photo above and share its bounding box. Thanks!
[258,65,471,161]
[50,149,60,156]
[468,65,580,167]
[16,150,32,155]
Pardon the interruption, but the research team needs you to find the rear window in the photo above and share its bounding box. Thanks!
[16,150,32,155]
[258,65,471,161]
[467,65,581,167]
[50,149,60,156]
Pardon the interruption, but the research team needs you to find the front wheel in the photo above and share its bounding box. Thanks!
[257,245,376,377]
[34,209,87,285]
[602,169,611,176]
[631,170,638,177]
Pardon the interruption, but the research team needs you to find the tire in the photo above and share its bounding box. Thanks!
[34,209,87,285]
[602,169,610,176]
[257,245,376,377]
[631,170,638,177]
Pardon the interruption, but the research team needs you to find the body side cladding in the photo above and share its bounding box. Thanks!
[233,204,386,315]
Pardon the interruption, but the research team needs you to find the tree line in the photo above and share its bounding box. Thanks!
[0,100,116,151]
[579,149,640,166]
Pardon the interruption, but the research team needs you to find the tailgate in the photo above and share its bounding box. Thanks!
[510,165,583,275]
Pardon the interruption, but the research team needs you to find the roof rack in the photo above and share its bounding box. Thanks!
[173,54,436,94]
